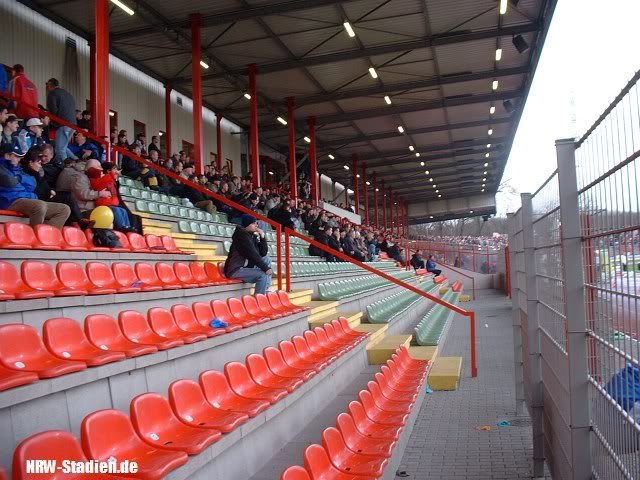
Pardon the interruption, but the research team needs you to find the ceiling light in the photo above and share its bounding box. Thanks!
[429,178,433,182]
[277,116,287,125]
[503,99,516,113]
[397,125,404,134]
[244,92,252,100]
[368,67,378,79]
[158,131,163,136]
[436,189,439,193]
[470,210,474,214]
[485,153,490,158]
[489,106,496,115]
[356,174,360,178]
[513,34,530,53]
[384,95,392,105]
[484,162,489,167]
[492,80,499,90]
[199,60,210,69]
[495,48,503,61]
[430,215,434,219]
[488,129,493,136]
[328,154,335,160]
[482,184,486,187]
[303,136,311,143]
[420,161,425,166]
[375,188,379,192]
[415,152,420,157]
[110,0,134,15]
[108,111,115,117]
[499,0,508,14]
[343,21,356,37]
[486,143,491,148]
[438,194,442,198]
[483,171,488,175]
[481,188,485,192]
[424,170,429,174]
[343,165,349,170]
[366,181,371,185]
[409,145,414,151]
[432,184,436,188]
[268,171,274,175]
[483,177,487,181]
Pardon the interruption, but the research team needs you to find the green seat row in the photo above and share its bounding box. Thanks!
[318,270,414,300]
[367,282,440,324]
[415,290,461,346]
[135,200,230,224]
[121,185,192,207]
[178,221,236,237]
[300,261,400,281]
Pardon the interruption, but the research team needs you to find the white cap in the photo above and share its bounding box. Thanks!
[26,118,44,127]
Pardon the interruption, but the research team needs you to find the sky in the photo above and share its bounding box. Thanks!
[498,0,640,215]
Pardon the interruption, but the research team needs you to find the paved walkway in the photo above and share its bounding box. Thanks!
[397,290,549,480]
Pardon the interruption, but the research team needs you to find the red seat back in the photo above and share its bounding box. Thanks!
[228,297,249,320]
[174,262,196,285]
[43,317,95,358]
[199,369,235,406]
[267,292,286,310]
[118,310,155,342]
[156,262,180,286]
[304,444,342,479]
[113,231,132,250]
[3,222,36,248]
[171,304,200,331]
[0,324,53,370]
[193,302,215,326]
[56,262,92,291]
[134,262,163,287]
[62,227,90,250]
[211,300,233,323]
[86,262,118,289]
[147,307,182,337]
[255,294,276,315]
[189,262,209,284]
[204,261,224,282]
[127,232,149,251]
[0,261,29,295]
[84,314,130,350]
[21,261,64,292]
[111,262,140,288]
[130,393,181,441]
[280,466,311,480]
[34,224,65,249]
[168,379,209,420]
[145,234,164,250]
[161,235,180,252]
[242,295,263,317]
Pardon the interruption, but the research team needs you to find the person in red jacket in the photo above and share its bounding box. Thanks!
[84,159,133,231]
[8,65,38,120]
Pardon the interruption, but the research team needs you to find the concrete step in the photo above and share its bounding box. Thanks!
[307,310,362,329]
[407,345,439,364]
[366,334,412,364]
[302,301,339,322]
[288,289,314,305]
[428,356,462,391]
[354,323,388,348]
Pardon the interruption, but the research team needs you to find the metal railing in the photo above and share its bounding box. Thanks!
[412,240,503,274]
[508,69,640,480]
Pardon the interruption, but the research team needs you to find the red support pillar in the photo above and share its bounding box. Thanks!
[352,154,359,217]
[388,188,393,233]
[164,83,172,159]
[404,202,409,237]
[373,172,379,228]
[362,163,368,225]
[248,64,260,187]
[94,0,109,139]
[287,97,297,204]
[89,41,96,133]
[381,181,387,230]
[308,116,318,205]
[394,193,399,236]
[216,115,222,172]
[190,14,204,175]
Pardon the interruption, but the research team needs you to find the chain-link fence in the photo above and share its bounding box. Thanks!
[508,69,640,479]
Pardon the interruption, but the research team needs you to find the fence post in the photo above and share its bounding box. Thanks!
[556,138,592,479]
[507,213,524,416]
[521,193,545,477]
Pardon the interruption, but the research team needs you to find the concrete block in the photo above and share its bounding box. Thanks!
[428,356,463,391]
[367,335,412,364]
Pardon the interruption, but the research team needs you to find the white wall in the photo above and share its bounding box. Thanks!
[0,0,243,174]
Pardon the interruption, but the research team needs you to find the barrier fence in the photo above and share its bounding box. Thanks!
[412,241,503,274]
[508,69,640,479]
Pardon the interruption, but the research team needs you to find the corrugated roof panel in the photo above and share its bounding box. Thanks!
[353,116,397,134]
[411,130,452,147]
[425,0,497,34]
[400,109,448,128]
[434,38,495,74]
[450,125,494,142]
[377,59,437,79]
[277,27,347,58]
[343,0,423,22]
[445,102,492,123]
[334,96,385,111]
[371,136,410,151]
[306,58,372,92]
[258,70,321,99]
[213,37,290,68]
[390,88,441,105]
[263,11,341,36]
[295,102,342,118]
[356,15,427,47]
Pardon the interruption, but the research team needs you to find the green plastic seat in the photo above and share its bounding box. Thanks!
[119,185,130,196]
[135,200,148,212]
[140,190,151,200]
[159,204,170,215]
[178,220,192,233]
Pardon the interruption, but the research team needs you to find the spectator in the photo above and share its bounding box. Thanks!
[77,110,91,130]
[133,133,147,155]
[85,160,134,231]
[45,78,77,162]
[0,143,70,227]
[0,107,8,124]
[343,230,365,262]
[56,157,110,215]
[1,114,19,148]
[426,254,442,276]
[328,228,343,259]
[121,144,144,179]
[68,131,99,160]
[0,64,7,94]
[8,64,38,119]
[17,117,46,152]
[148,135,161,155]
[224,214,273,295]
[410,250,426,270]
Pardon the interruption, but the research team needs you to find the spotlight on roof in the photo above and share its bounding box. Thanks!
[486,143,491,148]
[375,188,379,192]
[110,0,134,15]
[199,60,210,69]
[366,181,371,185]
[415,152,420,157]
[328,154,335,160]
[488,129,493,136]
[356,174,360,178]
[430,215,434,219]
[485,153,490,158]
[503,99,516,113]
[484,162,489,167]
[409,145,414,151]
[244,92,252,100]
[420,161,425,166]
[397,125,405,134]
[343,21,356,38]
[268,171,274,175]
[495,48,502,61]
[384,95,392,105]
[438,194,442,198]
[512,34,530,54]
[489,105,496,115]
[368,67,378,79]
[492,80,499,91]
[276,116,287,125]
[343,165,349,170]
[303,136,311,143]
[481,188,485,192]
[499,0,508,14]
[424,170,430,174]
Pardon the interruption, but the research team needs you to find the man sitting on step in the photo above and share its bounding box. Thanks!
[224,214,273,295]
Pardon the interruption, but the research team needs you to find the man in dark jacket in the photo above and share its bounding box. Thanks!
[426,255,442,276]
[224,214,273,294]
[410,251,426,270]
[46,78,76,162]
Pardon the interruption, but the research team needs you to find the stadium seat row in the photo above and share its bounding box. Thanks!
[415,282,463,346]
[221,241,310,258]
[0,222,185,254]
[293,261,395,279]
[0,290,308,391]
[366,279,444,324]
[318,271,415,300]
[280,346,430,480]
[0,260,239,301]
[10,319,368,480]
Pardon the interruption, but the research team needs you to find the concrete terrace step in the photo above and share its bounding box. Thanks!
[366,334,412,364]
[302,300,339,321]
[354,323,388,347]
[407,345,439,364]
[428,356,463,391]
[307,310,362,329]
[288,289,314,305]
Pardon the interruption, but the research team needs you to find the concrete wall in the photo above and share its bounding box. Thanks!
[439,264,498,290]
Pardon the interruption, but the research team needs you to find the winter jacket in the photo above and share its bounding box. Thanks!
[224,226,269,277]
[55,165,99,211]
[9,73,39,119]
[86,168,119,207]
[16,128,45,153]
[46,87,76,124]
[426,258,438,272]
[0,158,38,209]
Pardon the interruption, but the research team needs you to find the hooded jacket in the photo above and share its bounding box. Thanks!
[0,158,38,209]
[224,226,269,277]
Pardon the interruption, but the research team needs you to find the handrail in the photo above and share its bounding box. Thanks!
[283,227,477,377]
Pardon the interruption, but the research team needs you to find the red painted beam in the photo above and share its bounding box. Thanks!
[164,83,172,159]
[287,97,297,203]
[373,172,378,228]
[248,63,260,187]
[308,116,318,205]
[190,14,204,175]
[352,154,359,217]
[216,114,222,172]
[94,0,109,138]
[362,163,368,225]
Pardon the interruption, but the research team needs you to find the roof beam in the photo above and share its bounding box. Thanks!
[177,23,539,83]
[111,0,360,41]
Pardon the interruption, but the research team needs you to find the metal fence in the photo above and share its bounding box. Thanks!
[508,69,640,480]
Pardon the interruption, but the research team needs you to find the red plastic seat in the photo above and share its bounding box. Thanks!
[22,261,86,296]
[279,340,324,372]
[168,379,249,432]
[281,466,311,480]
[83,229,110,251]
[246,353,303,393]
[357,390,408,426]
[347,402,402,440]
[161,235,183,254]
[199,369,270,417]
[171,304,223,338]
[0,362,38,391]
[43,317,125,366]
[112,230,133,252]
[110,262,147,293]
[134,262,166,291]
[173,262,199,287]
[336,412,395,458]
[373,373,418,403]
[380,365,421,391]
[303,331,342,358]
[229,297,268,324]
[0,261,53,300]
[155,262,182,289]
[33,224,66,250]
[194,301,242,333]
[267,291,292,315]
[130,393,221,454]
[243,295,277,320]
[321,427,388,476]
[145,234,165,251]
[336,318,368,340]
[313,327,352,352]
[147,307,205,344]
[212,299,255,328]
[263,346,315,381]
[118,311,184,350]
[256,293,284,318]
[278,291,307,312]
[323,324,358,349]
[126,232,151,252]
[61,227,90,251]
[86,261,139,294]
[398,346,429,368]
[13,430,127,480]
[366,381,412,414]
[0,324,86,378]
[224,361,288,404]
[293,335,336,365]
[56,262,115,295]
[85,314,158,358]
[304,444,375,480]
[204,261,241,284]
[189,262,215,286]
[1,222,36,249]
[81,409,188,480]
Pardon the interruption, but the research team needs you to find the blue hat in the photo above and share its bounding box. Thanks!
[0,142,26,157]
[240,214,258,228]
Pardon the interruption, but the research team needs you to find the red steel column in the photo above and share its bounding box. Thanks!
[89,41,96,133]
[216,115,223,171]
[373,172,379,228]
[352,154,359,217]
[190,14,204,175]
[164,83,172,158]
[94,0,109,139]
[362,163,368,225]
[308,116,318,205]
[381,181,387,230]
[387,188,393,233]
[248,64,260,187]
[287,97,297,203]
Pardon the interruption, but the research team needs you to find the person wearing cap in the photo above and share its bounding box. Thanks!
[224,214,273,294]
[0,143,70,227]
[17,117,46,153]
[8,64,39,120]
[46,78,77,163]
[1,114,19,149]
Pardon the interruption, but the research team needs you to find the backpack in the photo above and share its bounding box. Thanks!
[92,228,122,248]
